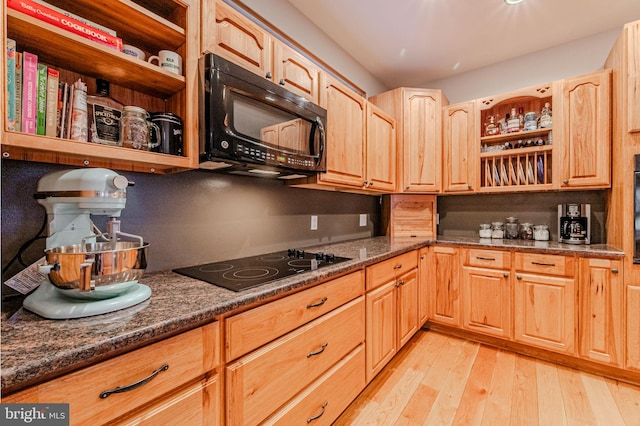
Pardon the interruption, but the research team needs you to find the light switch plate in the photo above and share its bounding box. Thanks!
[359,214,367,227]
[311,215,318,230]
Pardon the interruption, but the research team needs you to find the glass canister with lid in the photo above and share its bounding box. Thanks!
[505,217,519,239]
[519,222,534,240]
[491,222,505,239]
[479,223,492,238]
[533,225,550,241]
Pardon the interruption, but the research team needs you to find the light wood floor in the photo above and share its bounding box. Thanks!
[335,330,640,426]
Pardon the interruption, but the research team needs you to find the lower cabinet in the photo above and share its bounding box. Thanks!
[462,248,512,339]
[627,284,640,371]
[3,323,221,426]
[579,257,623,366]
[365,251,419,383]
[418,247,430,326]
[513,252,576,355]
[428,246,461,327]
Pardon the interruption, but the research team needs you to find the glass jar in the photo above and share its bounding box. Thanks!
[523,112,537,131]
[491,222,504,239]
[519,222,533,240]
[505,217,519,239]
[484,115,500,136]
[120,106,160,150]
[533,225,550,241]
[479,223,492,238]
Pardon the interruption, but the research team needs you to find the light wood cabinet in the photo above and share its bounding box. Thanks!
[3,323,221,426]
[369,88,446,193]
[579,257,623,366]
[365,251,419,382]
[2,0,198,173]
[428,246,461,327]
[556,69,612,189]
[204,0,272,79]
[462,249,512,339]
[226,297,364,426]
[626,21,640,133]
[513,253,576,354]
[384,194,437,245]
[627,284,640,371]
[365,102,396,191]
[418,247,430,326]
[443,101,478,193]
[273,42,320,104]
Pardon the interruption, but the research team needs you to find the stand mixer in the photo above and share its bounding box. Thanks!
[23,168,151,319]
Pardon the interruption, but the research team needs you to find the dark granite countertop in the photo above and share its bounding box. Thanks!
[0,235,624,394]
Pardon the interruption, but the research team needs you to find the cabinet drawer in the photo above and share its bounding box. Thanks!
[226,271,364,360]
[466,248,511,269]
[226,297,365,426]
[366,251,418,291]
[514,252,575,277]
[4,323,219,426]
[263,344,365,426]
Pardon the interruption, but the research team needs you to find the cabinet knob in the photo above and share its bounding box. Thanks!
[563,179,569,184]
[612,269,619,274]
[265,71,272,79]
[406,185,410,190]
[279,79,286,86]
[503,273,509,278]
[516,275,523,280]
[468,184,472,189]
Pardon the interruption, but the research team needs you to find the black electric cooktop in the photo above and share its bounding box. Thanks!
[173,249,351,292]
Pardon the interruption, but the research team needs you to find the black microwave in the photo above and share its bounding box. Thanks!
[199,53,327,178]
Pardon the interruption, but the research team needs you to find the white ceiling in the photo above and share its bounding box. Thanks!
[286,0,640,88]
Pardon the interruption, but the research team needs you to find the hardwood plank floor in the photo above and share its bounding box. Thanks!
[335,330,640,426]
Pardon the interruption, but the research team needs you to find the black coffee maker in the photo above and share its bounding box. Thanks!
[558,204,591,244]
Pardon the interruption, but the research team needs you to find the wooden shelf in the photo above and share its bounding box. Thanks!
[7,10,185,98]
[2,132,195,174]
[480,145,552,159]
[480,127,552,144]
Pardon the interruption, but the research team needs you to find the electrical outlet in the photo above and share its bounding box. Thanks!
[359,214,367,227]
[310,215,318,230]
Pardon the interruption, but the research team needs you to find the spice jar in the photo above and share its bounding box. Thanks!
[491,222,504,239]
[479,224,492,238]
[533,225,550,241]
[505,217,519,239]
[519,222,533,240]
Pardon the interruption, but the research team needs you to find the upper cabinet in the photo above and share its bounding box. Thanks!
[203,0,319,104]
[369,88,446,193]
[555,69,612,189]
[2,0,199,173]
[627,21,640,133]
[203,0,272,79]
[366,103,396,191]
[443,101,478,193]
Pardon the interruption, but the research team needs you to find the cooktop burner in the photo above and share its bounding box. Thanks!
[173,249,351,292]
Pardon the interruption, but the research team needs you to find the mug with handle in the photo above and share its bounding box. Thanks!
[148,50,182,75]
[120,106,161,151]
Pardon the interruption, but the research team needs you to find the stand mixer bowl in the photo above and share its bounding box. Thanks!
[44,241,148,300]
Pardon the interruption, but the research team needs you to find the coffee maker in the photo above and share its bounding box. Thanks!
[558,204,591,244]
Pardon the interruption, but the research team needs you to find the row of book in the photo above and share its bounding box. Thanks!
[6,39,86,140]
[7,0,122,51]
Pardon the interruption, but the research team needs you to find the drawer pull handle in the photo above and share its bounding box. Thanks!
[394,264,403,269]
[476,256,496,261]
[307,342,328,358]
[99,364,169,399]
[307,401,328,423]
[531,261,556,267]
[307,297,328,309]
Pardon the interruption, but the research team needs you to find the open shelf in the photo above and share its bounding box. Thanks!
[481,146,552,190]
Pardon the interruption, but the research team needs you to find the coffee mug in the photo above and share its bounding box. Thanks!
[148,50,182,75]
[122,44,145,61]
[149,112,183,156]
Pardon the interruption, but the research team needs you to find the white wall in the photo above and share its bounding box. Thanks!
[420,28,621,104]
[237,0,387,95]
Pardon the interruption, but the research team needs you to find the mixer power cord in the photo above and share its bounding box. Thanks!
[2,211,47,274]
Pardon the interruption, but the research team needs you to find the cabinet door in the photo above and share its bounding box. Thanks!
[443,101,478,193]
[366,103,396,191]
[462,266,512,339]
[579,258,622,366]
[514,273,575,354]
[273,43,320,104]
[397,268,420,347]
[402,89,443,193]
[627,21,640,133]
[318,73,366,188]
[418,247,429,326]
[209,0,272,79]
[627,285,640,371]
[428,246,461,327]
[365,282,397,383]
[558,70,611,188]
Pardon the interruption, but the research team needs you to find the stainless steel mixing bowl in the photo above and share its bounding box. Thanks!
[44,241,148,294]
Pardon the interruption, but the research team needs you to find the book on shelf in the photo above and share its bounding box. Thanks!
[7,0,123,51]
[15,52,23,132]
[36,63,48,135]
[21,51,38,134]
[45,67,59,137]
[6,38,16,131]
[32,0,117,36]
[57,82,69,138]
